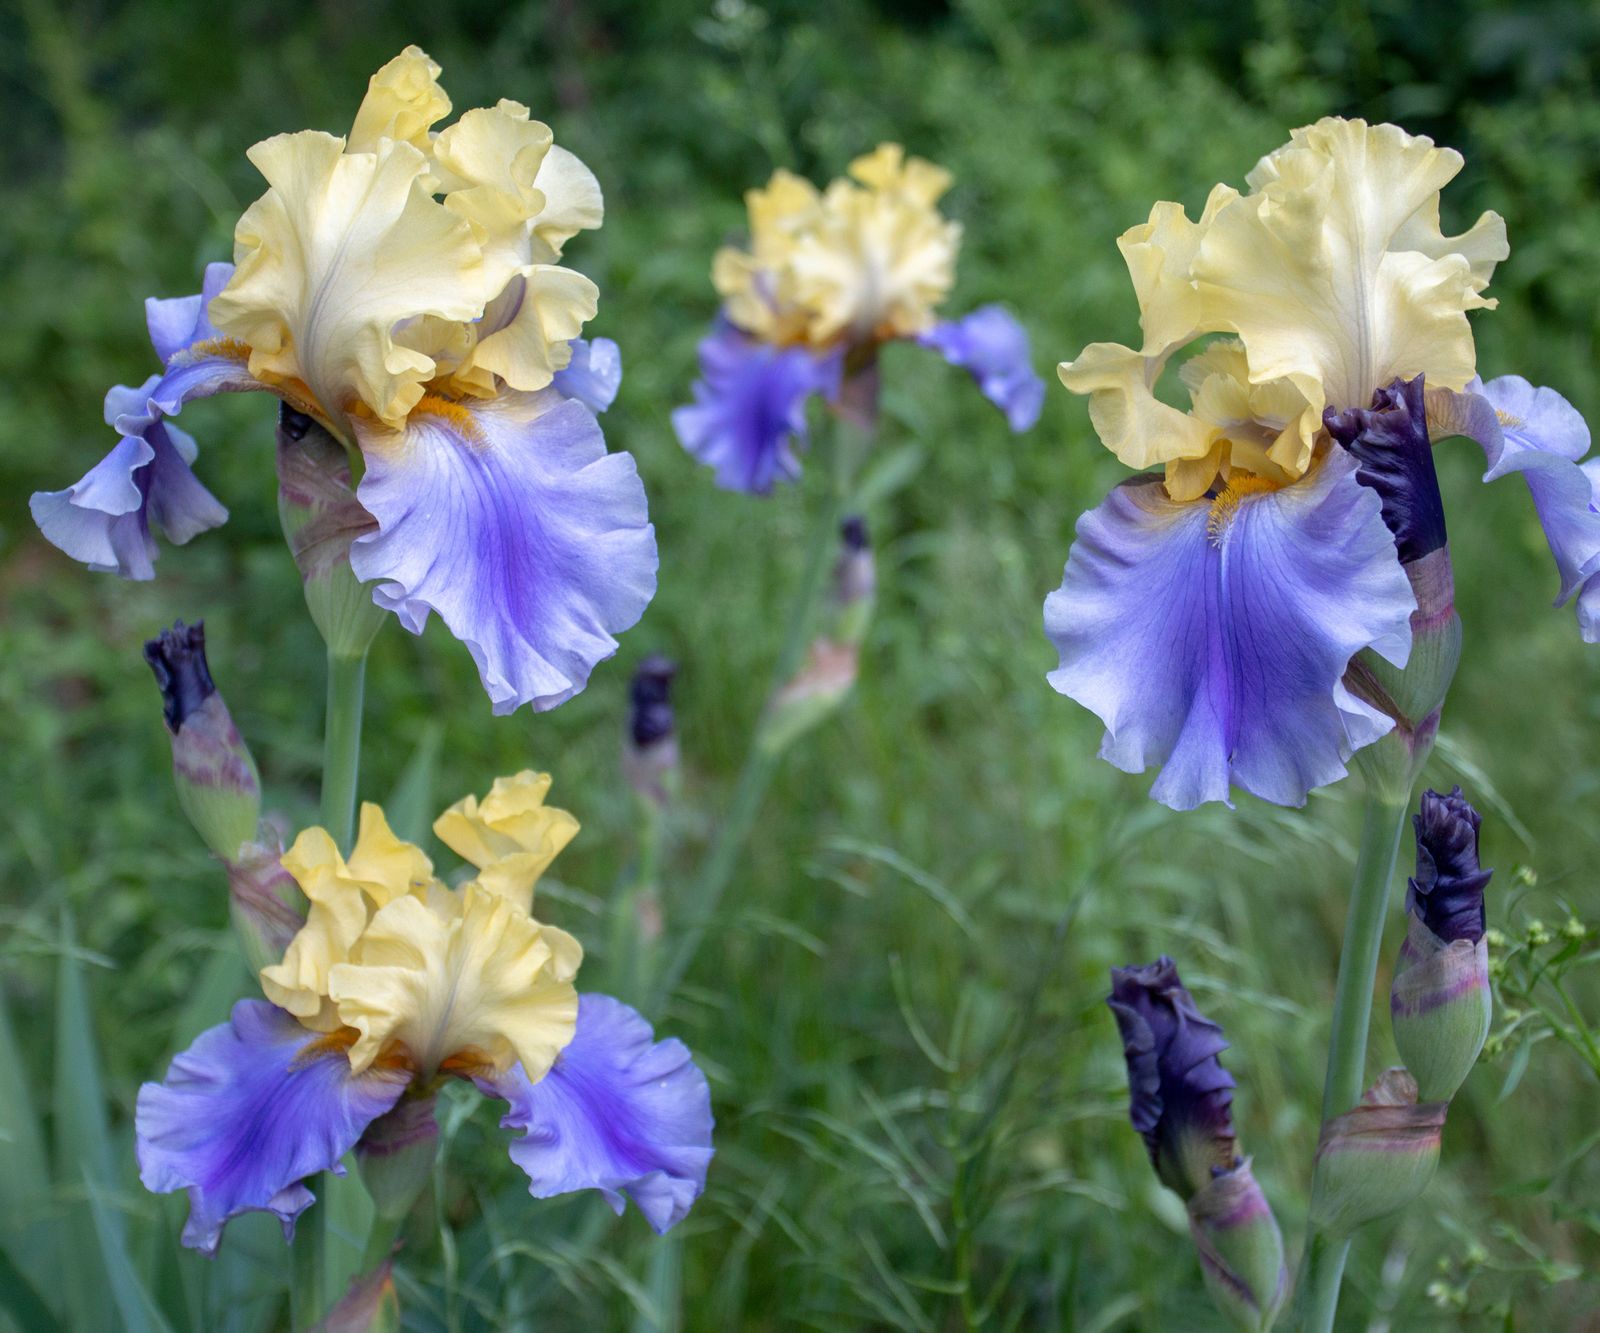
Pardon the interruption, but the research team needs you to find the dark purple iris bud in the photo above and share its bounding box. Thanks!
[629,655,677,748]
[1408,786,1491,945]
[841,515,869,552]
[144,620,217,732]
[1107,956,1238,1198]
[1325,375,1447,565]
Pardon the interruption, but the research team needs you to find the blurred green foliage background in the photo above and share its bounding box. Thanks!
[4,0,1600,1327]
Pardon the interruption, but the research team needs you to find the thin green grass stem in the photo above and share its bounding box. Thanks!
[1294,789,1412,1332]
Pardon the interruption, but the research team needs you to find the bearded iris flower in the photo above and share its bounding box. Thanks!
[136,771,713,1254]
[31,48,653,714]
[1045,117,1595,809]
[672,145,1044,493]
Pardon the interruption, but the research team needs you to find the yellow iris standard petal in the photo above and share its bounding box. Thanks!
[433,770,580,912]
[209,129,488,434]
[1192,117,1506,431]
[452,264,599,396]
[328,882,582,1078]
[347,45,452,154]
[259,804,435,1028]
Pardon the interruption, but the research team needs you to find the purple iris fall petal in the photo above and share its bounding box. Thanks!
[1407,786,1492,945]
[917,304,1045,432]
[350,389,657,715]
[135,999,410,1257]
[1107,957,1236,1198]
[552,337,623,414]
[1044,448,1415,809]
[478,993,714,1234]
[30,378,228,579]
[140,261,261,415]
[671,322,841,494]
[1434,376,1600,611]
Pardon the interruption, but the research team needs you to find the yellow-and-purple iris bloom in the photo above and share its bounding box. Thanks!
[672,145,1045,493]
[1045,118,1598,809]
[30,48,652,714]
[135,770,713,1255]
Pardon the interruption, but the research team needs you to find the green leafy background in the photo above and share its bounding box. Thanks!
[3,0,1599,1327]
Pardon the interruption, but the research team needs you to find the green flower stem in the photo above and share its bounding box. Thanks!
[1294,788,1413,1332]
[652,417,857,1011]
[320,650,369,850]
[290,646,370,1327]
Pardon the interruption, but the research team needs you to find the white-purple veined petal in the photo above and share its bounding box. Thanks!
[1044,449,1416,810]
[477,993,713,1234]
[350,389,657,715]
[552,337,623,413]
[135,999,410,1257]
[917,304,1046,431]
[671,321,841,494]
[1432,377,1600,609]
[30,379,228,579]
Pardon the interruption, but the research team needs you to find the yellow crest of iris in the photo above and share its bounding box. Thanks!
[206,47,604,440]
[259,770,582,1082]
[713,143,962,349]
[1058,118,1508,501]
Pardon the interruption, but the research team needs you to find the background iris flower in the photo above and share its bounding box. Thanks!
[672,145,1045,492]
[1045,117,1596,809]
[136,771,713,1256]
[30,47,653,714]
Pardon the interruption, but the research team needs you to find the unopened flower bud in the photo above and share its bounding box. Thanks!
[144,621,261,862]
[356,1094,440,1224]
[277,405,386,658]
[1108,958,1287,1330]
[1328,377,1462,800]
[313,1261,399,1333]
[758,518,876,755]
[1187,1159,1289,1332]
[624,656,679,807]
[1311,1067,1445,1236]
[1391,788,1492,1101]
[225,828,307,976]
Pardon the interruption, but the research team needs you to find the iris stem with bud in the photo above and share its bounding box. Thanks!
[1294,788,1413,1332]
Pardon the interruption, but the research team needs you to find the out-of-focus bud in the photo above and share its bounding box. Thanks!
[1327,377,1462,802]
[624,655,679,808]
[759,516,877,755]
[1311,1067,1445,1236]
[277,405,386,659]
[313,1262,399,1333]
[1391,787,1493,1102]
[1108,958,1287,1331]
[833,356,881,433]
[356,1094,440,1224]
[144,621,261,862]
[225,826,307,976]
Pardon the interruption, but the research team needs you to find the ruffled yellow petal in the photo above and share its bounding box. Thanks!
[847,142,952,207]
[1057,342,1216,471]
[433,770,580,912]
[434,102,554,294]
[258,804,434,1027]
[530,145,604,258]
[452,264,598,395]
[328,882,581,1078]
[790,174,961,343]
[712,169,823,344]
[1193,117,1506,422]
[348,46,452,154]
[209,130,487,433]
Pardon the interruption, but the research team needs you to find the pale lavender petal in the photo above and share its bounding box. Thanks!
[1044,450,1415,809]
[350,389,657,714]
[135,999,410,1256]
[553,338,623,414]
[145,261,235,363]
[671,321,841,494]
[917,304,1045,431]
[29,415,227,579]
[478,994,713,1233]
[1458,376,1600,605]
